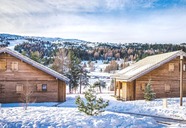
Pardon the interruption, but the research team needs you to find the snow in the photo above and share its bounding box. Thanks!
[1,94,186,128]
[60,94,186,121]
[125,64,153,76]
[0,107,160,128]
[7,39,28,50]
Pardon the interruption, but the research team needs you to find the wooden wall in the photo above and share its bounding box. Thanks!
[0,53,66,103]
[0,80,59,103]
[135,57,186,100]
[115,81,134,100]
[58,80,66,102]
[126,82,135,100]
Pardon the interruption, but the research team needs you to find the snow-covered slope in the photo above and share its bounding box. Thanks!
[0,33,87,48]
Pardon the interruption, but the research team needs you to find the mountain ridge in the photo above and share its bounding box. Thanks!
[0,33,87,43]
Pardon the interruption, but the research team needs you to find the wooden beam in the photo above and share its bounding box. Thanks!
[180,55,183,106]
[118,82,120,99]
[133,80,136,100]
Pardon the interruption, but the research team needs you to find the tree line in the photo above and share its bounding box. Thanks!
[13,41,186,64]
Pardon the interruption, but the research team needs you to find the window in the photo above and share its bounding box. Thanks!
[169,63,174,72]
[16,84,23,93]
[11,62,18,71]
[165,84,171,93]
[0,59,6,70]
[42,84,47,91]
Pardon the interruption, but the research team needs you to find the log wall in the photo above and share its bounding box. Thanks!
[135,57,186,100]
[0,53,66,103]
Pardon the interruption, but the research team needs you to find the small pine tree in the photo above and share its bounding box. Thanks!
[144,80,156,101]
[75,86,109,116]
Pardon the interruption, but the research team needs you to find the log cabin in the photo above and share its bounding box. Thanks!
[0,47,69,103]
[113,51,186,101]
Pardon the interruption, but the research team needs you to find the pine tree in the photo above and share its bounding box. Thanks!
[30,51,41,63]
[79,69,90,94]
[76,86,109,116]
[67,49,82,93]
[144,80,156,101]
[52,48,85,93]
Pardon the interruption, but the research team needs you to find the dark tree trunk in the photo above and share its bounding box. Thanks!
[99,86,102,93]
[69,84,72,94]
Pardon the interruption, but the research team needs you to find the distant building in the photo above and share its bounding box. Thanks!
[113,51,186,100]
[0,48,69,103]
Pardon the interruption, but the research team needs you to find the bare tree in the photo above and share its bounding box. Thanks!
[52,48,70,74]
[104,60,119,73]
[19,81,36,110]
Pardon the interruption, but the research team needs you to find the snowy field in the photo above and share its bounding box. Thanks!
[1,93,186,128]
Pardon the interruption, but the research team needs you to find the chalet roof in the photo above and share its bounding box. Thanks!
[113,50,186,82]
[0,47,70,82]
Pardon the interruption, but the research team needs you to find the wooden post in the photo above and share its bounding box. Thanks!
[163,98,167,108]
[133,80,136,100]
[114,78,117,96]
[180,55,183,106]
[119,82,121,98]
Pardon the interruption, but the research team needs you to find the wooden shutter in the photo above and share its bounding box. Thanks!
[165,84,171,93]
[16,84,23,93]
[11,62,19,71]
[0,60,6,70]
[169,63,174,72]
[183,64,186,71]
[37,84,42,91]
[11,62,14,70]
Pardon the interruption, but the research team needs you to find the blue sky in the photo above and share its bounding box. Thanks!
[0,0,186,43]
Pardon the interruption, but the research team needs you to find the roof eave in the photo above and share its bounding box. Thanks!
[127,53,181,82]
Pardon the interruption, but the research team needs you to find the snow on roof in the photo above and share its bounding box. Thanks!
[113,50,186,82]
[0,47,69,82]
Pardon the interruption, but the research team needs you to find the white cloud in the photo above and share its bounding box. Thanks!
[0,0,158,15]
[0,0,186,43]
[0,0,101,15]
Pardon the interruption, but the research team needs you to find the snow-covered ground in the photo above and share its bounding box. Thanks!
[1,93,186,128]
[0,107,160,128]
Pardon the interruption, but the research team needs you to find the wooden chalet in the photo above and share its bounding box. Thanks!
[113,51,186,101]
[0,48,69,103]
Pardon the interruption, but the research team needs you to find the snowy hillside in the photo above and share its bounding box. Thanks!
[0,33,87,48]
